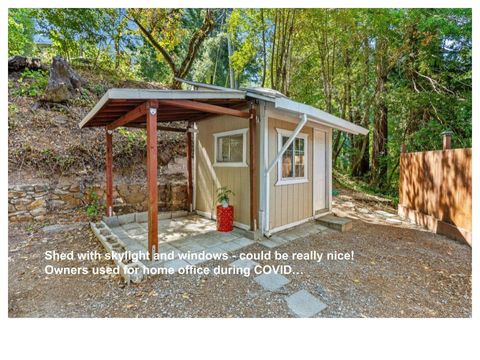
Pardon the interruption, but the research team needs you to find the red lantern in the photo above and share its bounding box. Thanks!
[216,205,234,232]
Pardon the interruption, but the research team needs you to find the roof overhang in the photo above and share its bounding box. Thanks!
[174,78,368,135]
[273,97,369,135]
[80,83,369,136]
[79,88,248,128]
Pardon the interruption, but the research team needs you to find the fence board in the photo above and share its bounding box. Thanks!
[399,148,471,245]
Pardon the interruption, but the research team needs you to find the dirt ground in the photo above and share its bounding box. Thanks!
[8,191,471,318]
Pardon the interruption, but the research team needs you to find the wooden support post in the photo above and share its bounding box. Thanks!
[442,130,453,150]
[105,128,113,217]
[146,101,158,259]
[186,127,193,212]
[249,105,257,231]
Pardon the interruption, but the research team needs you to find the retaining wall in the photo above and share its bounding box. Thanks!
[8,180,188,222]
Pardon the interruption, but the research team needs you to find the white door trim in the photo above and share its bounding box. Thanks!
[313,128,328,214]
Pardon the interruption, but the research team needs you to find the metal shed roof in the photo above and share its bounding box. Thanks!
[176,78,369,136]
[79,82,368,136]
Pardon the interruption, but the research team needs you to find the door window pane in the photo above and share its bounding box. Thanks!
[281,135,306,179]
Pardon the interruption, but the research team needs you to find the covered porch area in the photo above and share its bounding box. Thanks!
[79,88,258,259]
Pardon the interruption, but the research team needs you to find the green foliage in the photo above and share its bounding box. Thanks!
[8,9,36,56]
[135,41,171,82]
[85,190,101,217]
[7,8,471,200]
[13,69,48,97]
[216,186,235,204]
[8,103,18,116]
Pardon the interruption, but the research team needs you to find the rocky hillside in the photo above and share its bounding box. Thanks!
[8,58,187,187]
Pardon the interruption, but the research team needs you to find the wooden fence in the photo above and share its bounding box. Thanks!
[398,148,472,245]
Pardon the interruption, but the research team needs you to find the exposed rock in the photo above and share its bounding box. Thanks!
[48,200,66,209]
[27,199,46,211]
[43,56,84,102]
[30,207,47,217]
[8,180,188,221]
[8,56,47,73]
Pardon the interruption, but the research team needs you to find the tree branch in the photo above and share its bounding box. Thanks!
[132,15,177,73]
[178,10,215,78]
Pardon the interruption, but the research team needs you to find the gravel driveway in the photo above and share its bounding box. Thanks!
[8,208,471,318]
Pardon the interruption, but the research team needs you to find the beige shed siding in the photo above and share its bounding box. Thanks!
[268,117,313,230]
[195,115,250,227]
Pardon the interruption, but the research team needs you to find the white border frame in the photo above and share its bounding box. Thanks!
[213,128,248,167]
[275,128,309,186]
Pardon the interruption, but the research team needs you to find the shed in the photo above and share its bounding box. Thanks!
[79,80,368,257]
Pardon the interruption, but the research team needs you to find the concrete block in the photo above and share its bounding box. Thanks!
[254,273,290,291]
[102,216,120,227]
[172,210,189,219]
[286,290,327,318]
[118,213,135,225]
[316,214,352,232]
[158,211,172,220]
[135,211,148,223]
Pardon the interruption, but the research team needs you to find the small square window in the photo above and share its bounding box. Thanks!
[214,129,248,167]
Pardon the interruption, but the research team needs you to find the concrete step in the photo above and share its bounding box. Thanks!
[316,214,352,232]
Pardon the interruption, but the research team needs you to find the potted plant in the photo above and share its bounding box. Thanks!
[216,186,235,208]
[216,187,235,232]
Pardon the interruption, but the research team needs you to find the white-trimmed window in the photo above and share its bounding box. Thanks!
[276,128,308,185]
[213,128,248,167]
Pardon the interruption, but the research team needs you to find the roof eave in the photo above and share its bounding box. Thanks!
[274,97,369,135]
[78,88,247,129]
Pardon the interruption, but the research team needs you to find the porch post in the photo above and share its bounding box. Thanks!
[249,104,257,231]
[146,101,158,259]
[105,127,113,217]
[186,125,193,212]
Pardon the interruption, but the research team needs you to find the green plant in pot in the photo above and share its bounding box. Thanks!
[216,186,235,208]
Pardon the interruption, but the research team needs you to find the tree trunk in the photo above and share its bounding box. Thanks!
[372,77,388,187]
[260,9,267,87]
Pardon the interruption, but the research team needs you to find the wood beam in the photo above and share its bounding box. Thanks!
[157,99,250,118]
[105,128,113,217]
[186,127,193,212]
[127,123,188,133]
[107,101,153,130]
[249,105,257,231]
[146,101,158,259]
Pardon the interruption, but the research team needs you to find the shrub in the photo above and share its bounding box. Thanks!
[85,190,101,217]
[14,69,48,97]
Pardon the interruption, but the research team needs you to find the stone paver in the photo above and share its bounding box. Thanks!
[122,222,141,231]
[259,239,279,249]
[163,258,189,273]
[286,290,327,317]
[217,241,244,253]
[177,242,206,253]
[254,273,290,291]
[200,236,225,248]
[229,258,259,270]
[232,237,254,247]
